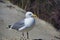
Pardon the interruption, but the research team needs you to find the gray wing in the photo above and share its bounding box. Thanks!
[12,20,25,30]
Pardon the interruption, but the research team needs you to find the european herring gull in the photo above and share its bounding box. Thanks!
[8,11,37,39]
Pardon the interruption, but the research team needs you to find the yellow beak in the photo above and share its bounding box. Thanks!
[33,14,37,17]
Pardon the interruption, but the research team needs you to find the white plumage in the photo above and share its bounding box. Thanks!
[8,11,36,39]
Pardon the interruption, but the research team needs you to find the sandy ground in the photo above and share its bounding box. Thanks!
[0,1,60,40]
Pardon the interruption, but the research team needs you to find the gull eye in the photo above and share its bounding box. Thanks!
[29,14,32,15]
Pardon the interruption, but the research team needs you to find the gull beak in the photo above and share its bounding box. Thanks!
[33,14,37,17]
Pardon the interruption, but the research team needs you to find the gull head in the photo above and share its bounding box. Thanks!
[25,12,37,18]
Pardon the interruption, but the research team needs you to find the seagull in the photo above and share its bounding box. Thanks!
[8,11,37,39]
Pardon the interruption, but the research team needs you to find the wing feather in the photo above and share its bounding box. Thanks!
[12,20,24,30]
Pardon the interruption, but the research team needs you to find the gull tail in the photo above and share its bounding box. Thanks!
[6,25,12,30]
[8,25,11,28]
[8,25,12,30]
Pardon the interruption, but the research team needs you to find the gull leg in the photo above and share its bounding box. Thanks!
[22,32,24,37]
[20,32,24,40]
[22,32,24,40]
[27,32,29,39]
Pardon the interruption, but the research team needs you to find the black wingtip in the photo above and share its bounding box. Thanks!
[6,25,11,29]
[8,25,11,28]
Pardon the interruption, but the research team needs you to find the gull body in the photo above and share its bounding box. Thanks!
[8,12,36,39]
